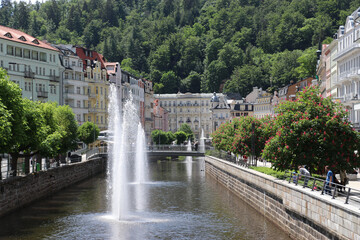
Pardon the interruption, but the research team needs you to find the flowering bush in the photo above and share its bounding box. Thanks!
[212,116,273,159]
[262,86,360,172]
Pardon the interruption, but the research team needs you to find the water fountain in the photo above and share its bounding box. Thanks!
[199,129,205,153]
[107,85,147,220]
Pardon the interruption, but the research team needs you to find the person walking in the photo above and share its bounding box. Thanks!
[298,165,310,187]
[325,165,334,195]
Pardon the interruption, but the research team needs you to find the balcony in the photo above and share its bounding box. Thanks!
[24,70,35,78]
[87,93,96,98]
[88,108,106,113]
[50,75,60,82]
[335,42,360,60]
[37,91,48,98]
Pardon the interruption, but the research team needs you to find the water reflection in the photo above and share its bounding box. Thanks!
[0,158,290,240]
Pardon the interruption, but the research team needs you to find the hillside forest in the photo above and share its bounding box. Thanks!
[1,0,360,96]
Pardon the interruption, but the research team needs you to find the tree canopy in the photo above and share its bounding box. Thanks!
[0,0,356,95]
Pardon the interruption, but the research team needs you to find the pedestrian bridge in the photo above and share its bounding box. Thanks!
[147,145,205,157]
[86,145,205,160]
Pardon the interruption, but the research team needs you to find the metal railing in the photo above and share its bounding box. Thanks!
[207,150,250,168]
[148,144,206,152]
[0,147,106,181]
[284,171,360,206]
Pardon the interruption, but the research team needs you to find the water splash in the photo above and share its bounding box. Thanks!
[199,129,205,153]
[107,85,146,220]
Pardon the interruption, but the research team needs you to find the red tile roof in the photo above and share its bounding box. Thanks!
[75,46,107,70]
[104,62,118,75]
[0,25,59,51]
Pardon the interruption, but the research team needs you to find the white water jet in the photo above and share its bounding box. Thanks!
[187,139,192,152]
[199,129,205,153]
[186,139,192,177]
[108,85,145,220]
[135,123,148,184]
[134,123,148,211]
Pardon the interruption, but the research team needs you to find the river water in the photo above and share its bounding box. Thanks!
[0,158,290,240]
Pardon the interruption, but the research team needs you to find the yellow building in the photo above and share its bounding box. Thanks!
[84,60,109,131]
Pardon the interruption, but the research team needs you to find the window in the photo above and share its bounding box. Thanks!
[7,45,14,55]
[15,47,22,57]
[72,61,75,66]
[88,116,91,121]
[32,51,38,60]
[65,60,68,66]
[96,87,98,94]
[96,116,99,123]
[77,87,81,94]
[0,60,3,67]
[25,82,28,91]
[43,68,45,75]
[40,52,46,62]
[101,116,103,124]
[101,87,103,95]
[23,49,30,59]
[77,101,81,108]
[0,43,2,52]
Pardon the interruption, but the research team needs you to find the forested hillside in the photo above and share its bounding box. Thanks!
[1,0,359,95]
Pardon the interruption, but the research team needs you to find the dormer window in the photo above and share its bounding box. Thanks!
[32,39,40,44]
[4,32,12,38]
[18,36,26,41]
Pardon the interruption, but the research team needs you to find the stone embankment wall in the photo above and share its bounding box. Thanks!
[0,157,106,218]
[205,156,360,240]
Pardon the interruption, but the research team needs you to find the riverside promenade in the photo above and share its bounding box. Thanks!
[205,156,360,240]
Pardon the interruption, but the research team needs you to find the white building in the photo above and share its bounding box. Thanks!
[0,25,63,103]
[332,8,360,130]
[55,45,88,125]
[154,92,230,139]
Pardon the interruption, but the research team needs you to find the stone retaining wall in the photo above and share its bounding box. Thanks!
[205,156,360,240]
[0,157,106,218]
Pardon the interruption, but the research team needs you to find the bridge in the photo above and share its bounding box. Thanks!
[85,145,205,160]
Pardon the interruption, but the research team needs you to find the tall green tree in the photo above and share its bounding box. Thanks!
[78,122,100,145]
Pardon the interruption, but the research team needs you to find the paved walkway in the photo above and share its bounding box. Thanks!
[255,160,360,191]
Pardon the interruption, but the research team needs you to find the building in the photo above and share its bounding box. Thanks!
[144,79,154,142]
[120,70,145,125]
[154,92,229,139]
[331,8,360,130]
[75,46,109,131]
[55,44,88,125]
[210,92,231,132]
[245,87,265,103]
[228,99,254,119]
[254,93,273,119]
[287,77,314,100]
[0,25,63,103]
[153,99,169,132]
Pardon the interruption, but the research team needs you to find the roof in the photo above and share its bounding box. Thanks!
[75,46,107,70]
[211,92,219,102]
[0,25,59,51]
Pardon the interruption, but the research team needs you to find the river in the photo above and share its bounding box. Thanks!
[0,157,290,240]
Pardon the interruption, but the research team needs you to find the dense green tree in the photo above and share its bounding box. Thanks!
[174,131,187,144]
[160,71,180,93]
[151,129,168,144]
[83,20,103,48]
[179,123,194,140]
[1,0,359,95]
[78,122,100,145]
[13,1,30,30]
[0,0,12,26]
